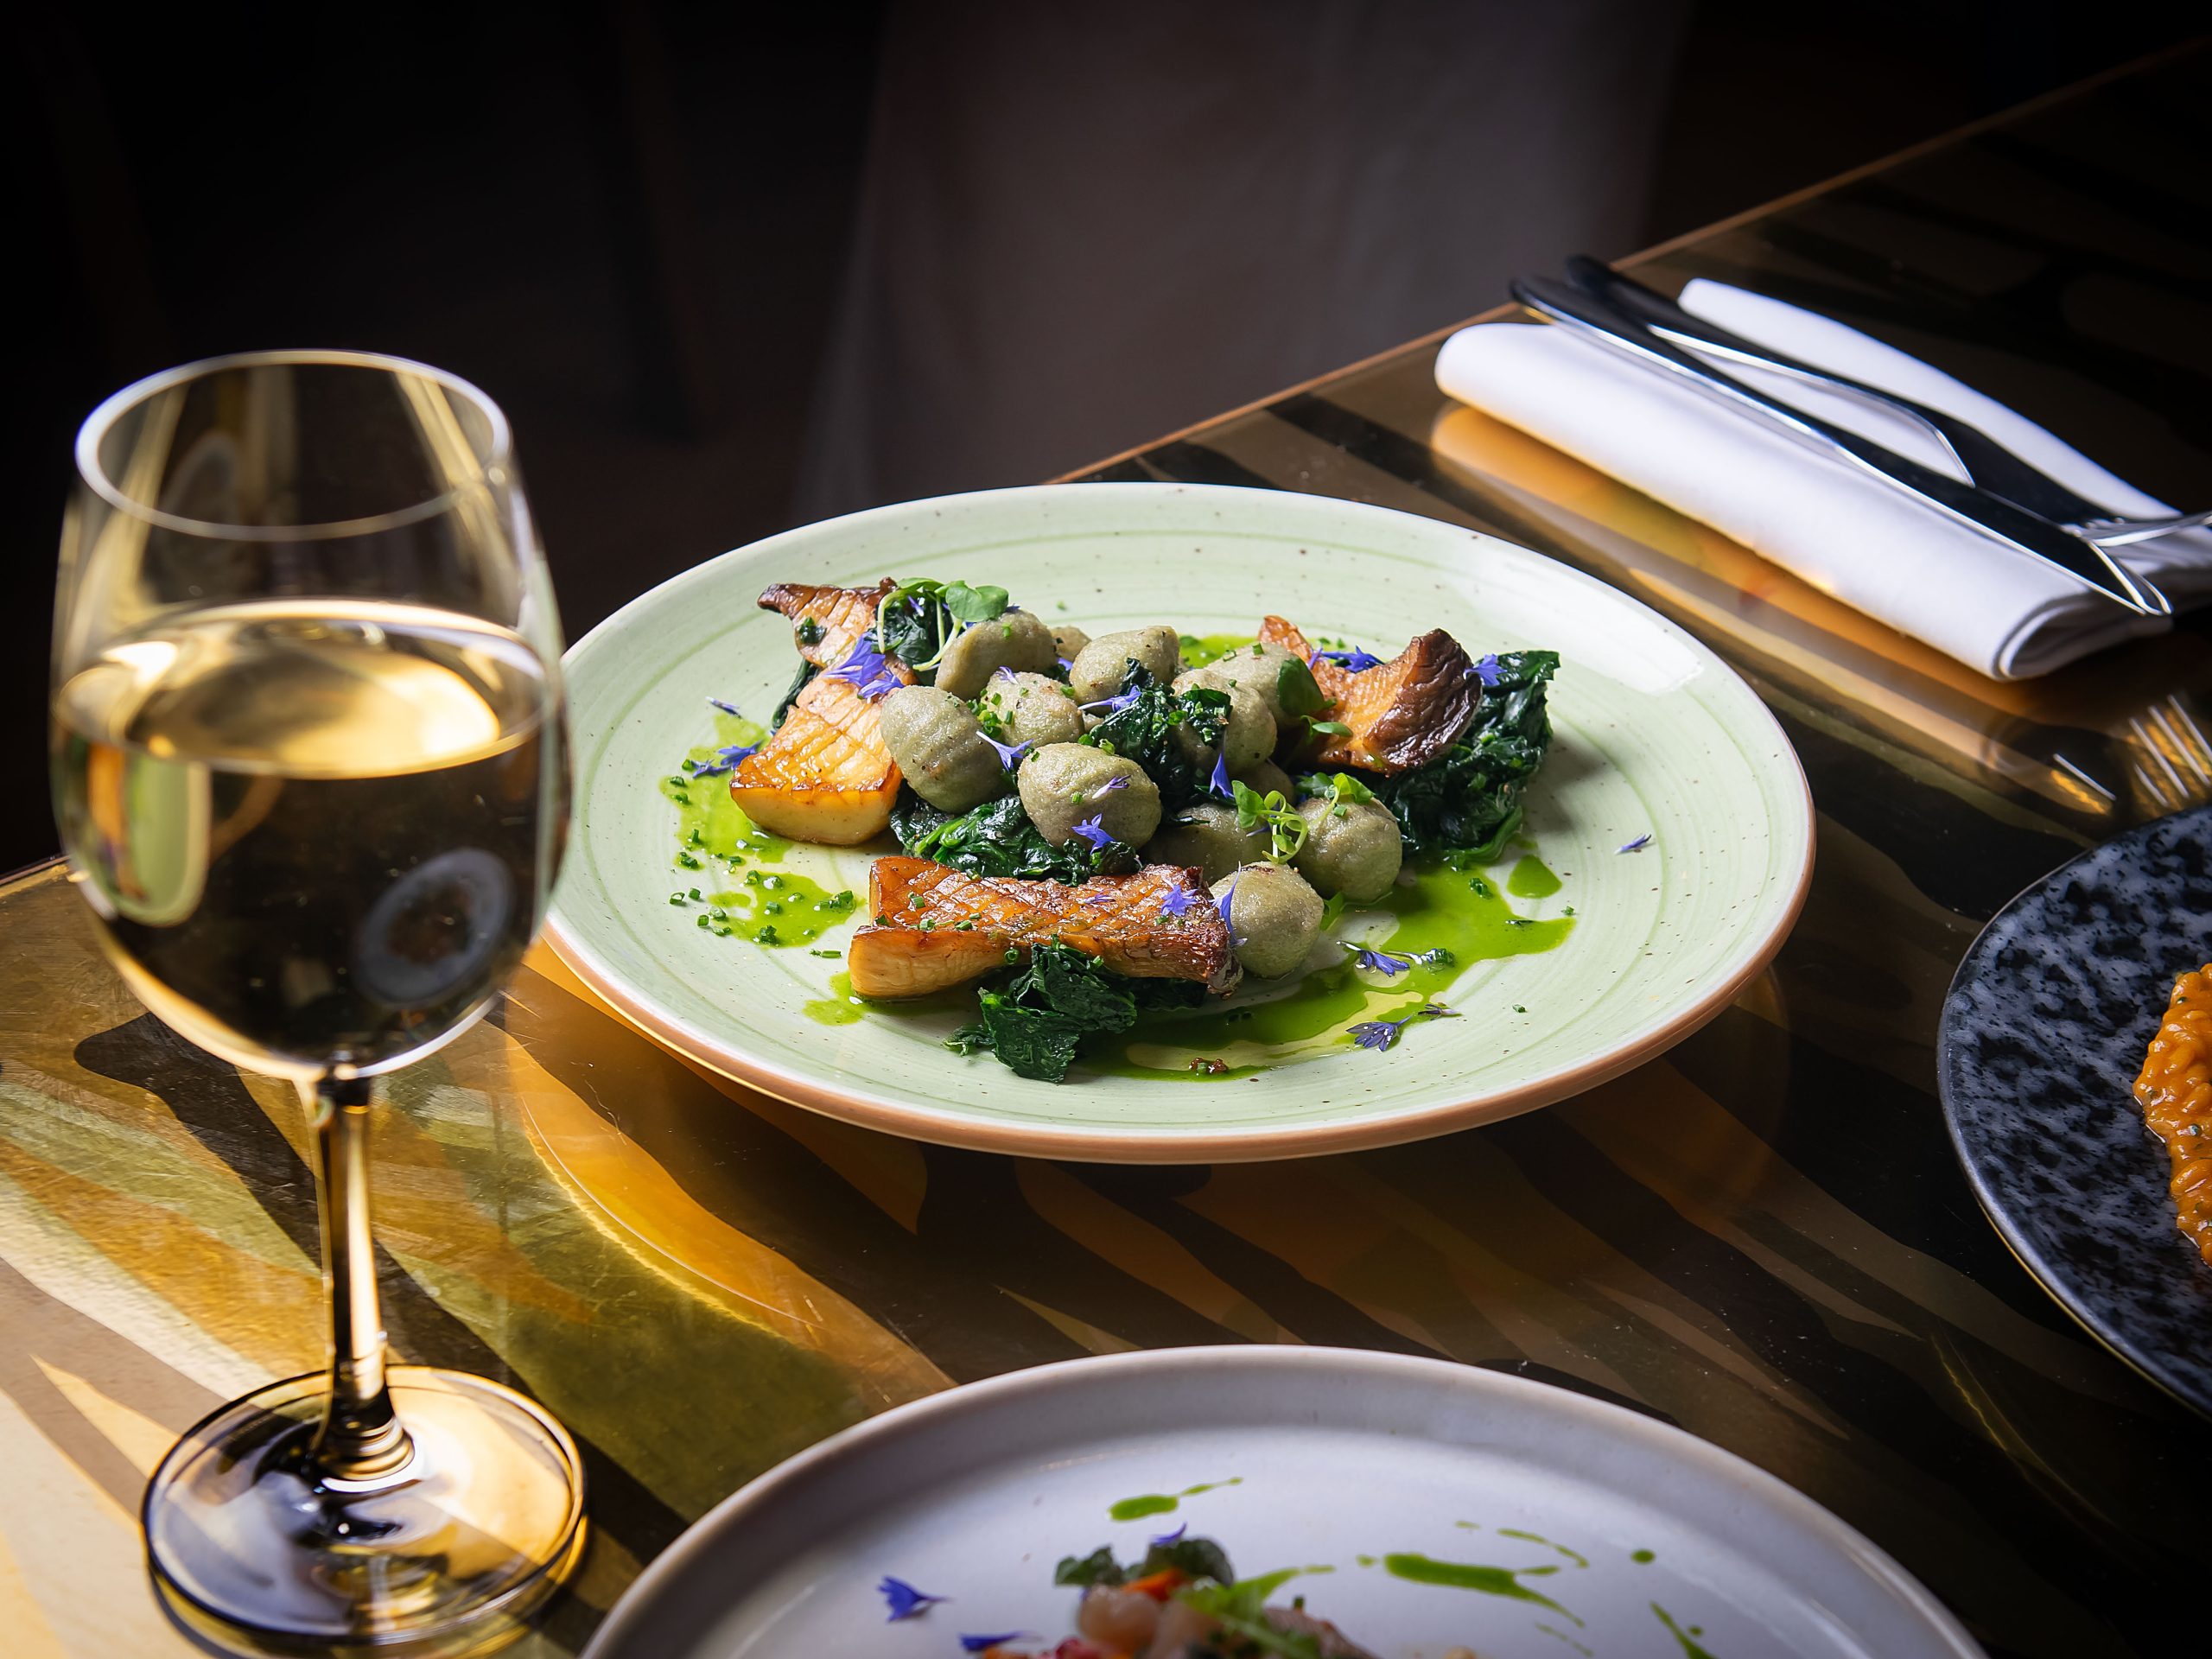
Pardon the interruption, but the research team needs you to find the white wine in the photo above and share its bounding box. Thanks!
[53,600,563,1076]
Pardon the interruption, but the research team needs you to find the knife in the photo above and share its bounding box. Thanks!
[1560,256,2176,560]
[1508,273,2166,614]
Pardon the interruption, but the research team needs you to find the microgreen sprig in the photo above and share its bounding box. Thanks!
[1298,771,1376,813]
[1232,779,1308,862]
[871,578,1011,671]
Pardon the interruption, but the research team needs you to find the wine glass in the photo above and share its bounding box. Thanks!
[51,353,584,1656]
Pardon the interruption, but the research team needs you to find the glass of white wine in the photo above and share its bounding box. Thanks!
[52,353,584,1656]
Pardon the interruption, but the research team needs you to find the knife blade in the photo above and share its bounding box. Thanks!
[1509,274,2165,614]
[1560,256,2157,547]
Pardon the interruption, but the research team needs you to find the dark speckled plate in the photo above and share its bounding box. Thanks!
[1940,804,2212,1417]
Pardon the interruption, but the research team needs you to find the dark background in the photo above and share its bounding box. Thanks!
[6,3,2197,874]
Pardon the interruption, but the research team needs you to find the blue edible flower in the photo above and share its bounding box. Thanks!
[828,640,904,701]
[1070,816,1114,850]
[1346,1003,1459,1052]
[1159,883,1195,920]
[1352,945,1412,976]
[1151,1523,1187,1548]
[688,742,758,778]
[1096,774,1128,794]
[1215,878,1236,926]
[1310,646,1384,672]
[707,696,744,716]
[1080,687,1144,715]
[877,1576,946,1621]
[1470,653,1505,689]
[1208,753,1233,801]
[982,733,1033,769]
[1618,833,1652,853]
[958,1635,1032,1653]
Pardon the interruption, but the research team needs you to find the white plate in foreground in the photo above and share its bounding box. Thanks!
[547,483,1812,1160]
[582,1347,1980,1659]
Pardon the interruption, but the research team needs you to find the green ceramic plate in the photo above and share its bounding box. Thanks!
[546,484,1811,1161]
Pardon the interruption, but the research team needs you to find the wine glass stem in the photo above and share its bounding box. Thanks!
[304,1073,415,1481]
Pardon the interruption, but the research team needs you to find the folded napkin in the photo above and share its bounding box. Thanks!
[1434,280,2212,678]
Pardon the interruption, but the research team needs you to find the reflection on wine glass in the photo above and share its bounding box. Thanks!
[51,353,583,1657]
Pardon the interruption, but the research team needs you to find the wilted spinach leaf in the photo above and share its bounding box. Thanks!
[1081,665,1230,810]
[770,659,818,730]
[950,944,1145,1082]
[892,793,1135,883]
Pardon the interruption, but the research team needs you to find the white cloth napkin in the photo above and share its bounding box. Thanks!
[1433,279,2212,678]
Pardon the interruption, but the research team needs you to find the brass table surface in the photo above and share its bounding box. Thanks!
[4,47,2209,1659]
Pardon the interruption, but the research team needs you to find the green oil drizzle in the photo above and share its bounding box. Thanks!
[1653,1604,1718,1657]
[1107,1477,1243,1521]
[1631,1548,1656,1564]
[1537,1626,1594,1657]
[1498,1529,1589,1568]
[1506,855,1562,898]
[1179,632,1258,668]
[804,971,866,1027]
[1109,1494,1180,1522]
[1383,1553,1579,1624]
[1355,1554,1376,1568]
[685,869,855,947]
[1100,863,1573,1078]
[666,716,862,947]
[664,715,790,872]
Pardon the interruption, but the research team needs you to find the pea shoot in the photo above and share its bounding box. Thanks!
[1231,779,1307,863]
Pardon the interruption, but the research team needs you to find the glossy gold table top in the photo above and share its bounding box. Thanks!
[4,46,2209,1659]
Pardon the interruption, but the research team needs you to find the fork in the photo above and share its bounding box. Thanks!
[1991,691,2212,821]
[1561,257,2212,551]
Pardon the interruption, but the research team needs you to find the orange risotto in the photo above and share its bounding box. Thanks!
[2135,965,2212,1266]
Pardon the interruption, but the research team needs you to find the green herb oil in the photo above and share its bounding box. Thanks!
[803,970,866,1027]
[1505,855,1563,898]
[1653,1604,1718,1657]
[1100,864,1572,1079]
[1178,632,1258,669]
[1382,1553,1579,1624]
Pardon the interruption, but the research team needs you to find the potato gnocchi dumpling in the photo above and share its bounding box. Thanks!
[877,685,1006,812]
[1018,743,1162,848]
[1069,626,1181,704]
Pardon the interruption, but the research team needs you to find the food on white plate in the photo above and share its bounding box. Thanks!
[969,1532,1380,1659]
[671,575,1562,1082]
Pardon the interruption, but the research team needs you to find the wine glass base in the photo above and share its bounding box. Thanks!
[144,1367,587,1658]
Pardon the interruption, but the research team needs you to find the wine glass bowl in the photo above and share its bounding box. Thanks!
[52,353,583,1656]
